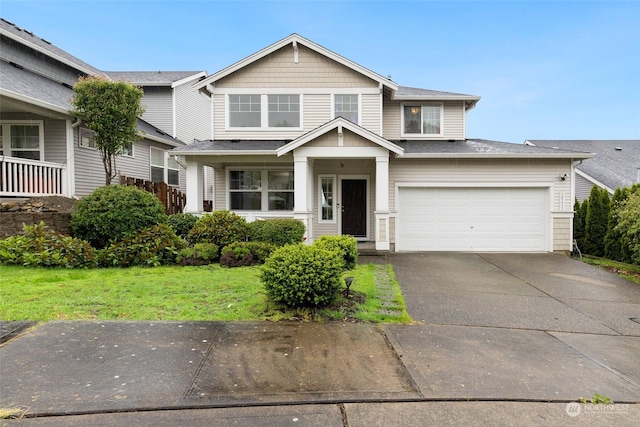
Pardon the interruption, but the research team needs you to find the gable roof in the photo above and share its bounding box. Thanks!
[394,139,594,159]
[526,140,640,190]
[105,71,206,87]
[0,18,105,78]
[277,117,404,157]
[194,34,398,91]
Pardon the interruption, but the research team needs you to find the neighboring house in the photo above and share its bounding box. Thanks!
[526,140,640,201]
[0,18,189,199]
[171,34,593,253]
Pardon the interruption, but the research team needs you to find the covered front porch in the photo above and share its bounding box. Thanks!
[177,118,404,251]
[0,156,67,197]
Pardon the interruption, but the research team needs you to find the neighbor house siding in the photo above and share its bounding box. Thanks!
[215,44,379,89]
[141,87,173,135]
[174,79,211,142]
[388,157,574,250]
[382,100,465,140]
[575,173,596,201]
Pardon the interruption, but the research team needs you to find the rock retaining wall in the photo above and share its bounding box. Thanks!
[0,213,72,238]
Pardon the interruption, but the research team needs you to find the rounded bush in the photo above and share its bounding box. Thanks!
[99,224,185,267]
[260,244,343,308]
[313,235,358,270]
[71,185,167,248]
[167,213,198,239]
[248,219,305,247]
[220,241,277,266]
[0,222,97,268]
[187,210,249,251]
[176,243,219,266]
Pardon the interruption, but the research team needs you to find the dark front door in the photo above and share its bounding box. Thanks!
[341,179,367,237]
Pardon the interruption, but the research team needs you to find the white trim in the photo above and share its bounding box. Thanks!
[171,87,177,138]
[296,146,390,159]
[462,100,466,140]
[65,119,75,197]
[194,34,398,92]
[225,167,295,213]
[400,102,444,138]
[226,94,303,131]
[401,152,595,159]
[0,120,45,161]
[170,72,207,89]
[331,93,360,125]
[338,175,370,240]
[0,88,70,116]
[318,174,337,224]
[213,87,381,95]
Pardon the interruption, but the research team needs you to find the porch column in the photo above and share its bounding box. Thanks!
[375,155,390,251]
[184,158,204,214]
[293,155,312,242]
[64,119,75,197]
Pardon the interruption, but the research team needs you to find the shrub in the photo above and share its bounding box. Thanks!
[71,185,167,248]
[313,235,358,270]
[604,188,630,262]
[261,244,343,308]
[615,190,640,265]
[248,218,305,246]
[220,241,277,267]
[167,213,198,239]
[187,211,249,252]
[0,222,97,268]
[176,243,219,266]
[99,224,185,267]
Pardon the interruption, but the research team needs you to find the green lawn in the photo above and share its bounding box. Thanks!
[578,256,640,285]
[0,264,411,323]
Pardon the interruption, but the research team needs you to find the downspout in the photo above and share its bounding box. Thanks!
[65,117,82,197]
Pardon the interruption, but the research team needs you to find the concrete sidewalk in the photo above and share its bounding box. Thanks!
[2,253,639,425]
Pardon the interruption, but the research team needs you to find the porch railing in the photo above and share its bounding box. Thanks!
[120,175,186,215]
[0,156,66,197]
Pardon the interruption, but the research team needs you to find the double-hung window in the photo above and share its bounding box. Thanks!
[229,169,294,211]
[150,147,179,186]
[334,94,358,124]
[0,122,44,160]
[228,95,301,129]
[402,103,443,136]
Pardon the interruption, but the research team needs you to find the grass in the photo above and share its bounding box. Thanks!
[578,256,640,285]
[0,264,412,323]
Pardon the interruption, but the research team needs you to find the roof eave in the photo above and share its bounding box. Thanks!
[0,88,71,116]
[400,152,596,159]
[170,149,279,156]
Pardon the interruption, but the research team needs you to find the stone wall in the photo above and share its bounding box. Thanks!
[0,213,72,238]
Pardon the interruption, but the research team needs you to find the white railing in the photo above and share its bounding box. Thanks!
[0,156,66,197]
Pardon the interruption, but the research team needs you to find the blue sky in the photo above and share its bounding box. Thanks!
[2,0,638,143]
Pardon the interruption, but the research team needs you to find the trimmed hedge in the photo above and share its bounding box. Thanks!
[248,218,305,246]
[260,244,342,308]
[313,235,358,270]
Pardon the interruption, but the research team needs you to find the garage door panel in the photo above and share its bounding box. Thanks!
[398,187,548,252]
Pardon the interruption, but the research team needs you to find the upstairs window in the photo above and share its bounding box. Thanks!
[402,104,442,136]
[268,95,300,127]
[334,94,358,124]
[229,95,261,127]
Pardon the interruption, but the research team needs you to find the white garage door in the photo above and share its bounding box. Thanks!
[398,187,548,252]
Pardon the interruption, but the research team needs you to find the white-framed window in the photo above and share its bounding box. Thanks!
[0,121,44,160]
[150,147,179,186]
[79,127,96,149]
[228,169,294,211]
[122,142,134,158]
[401,103,443,136]
[227,94,301,129]
[334,94,359,124]
[318,175,336,223]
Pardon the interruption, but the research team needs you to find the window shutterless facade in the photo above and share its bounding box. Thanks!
[229,169,294,211]
[0,121,44,160]
[334,94,358,124]
[227,94,301,129]
[150,147,179,186]
[401,103,443,136]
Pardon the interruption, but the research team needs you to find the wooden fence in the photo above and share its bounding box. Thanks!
[120,175,186,215]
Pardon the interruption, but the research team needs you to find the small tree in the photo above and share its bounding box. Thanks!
[573,198,586,251]
[615,190,640,265]
[71,76,144,185]
[604,187,629,262]
[583,186,610,257]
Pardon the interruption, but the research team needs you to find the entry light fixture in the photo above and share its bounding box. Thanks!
[560,173,568,181]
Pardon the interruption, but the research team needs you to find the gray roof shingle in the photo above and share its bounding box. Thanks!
[395,86,479,99]
[172,140,288,154]
[394,139,593,157]
[527,140,640,190]
[105,71,205,85]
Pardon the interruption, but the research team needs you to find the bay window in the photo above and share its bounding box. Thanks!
[402,103,443,136]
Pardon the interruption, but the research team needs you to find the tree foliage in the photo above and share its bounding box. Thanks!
[604,187,630,262]
[71,76,144,185]
[573,198,587,251]
[615,187,640,264]
[583,186,610,256]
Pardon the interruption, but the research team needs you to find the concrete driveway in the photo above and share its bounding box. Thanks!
[384,253,640,402]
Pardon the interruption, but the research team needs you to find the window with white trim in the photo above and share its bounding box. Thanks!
[402,103,442,136]
[0,122,44,160]
[229,169,294,211]
[229,95,261,127]
[150,147,179,186]
[268,95,299,127]
[79,128,96,149]
[334,94,358,124]
[319,175,336,222]
[228,94,301,129]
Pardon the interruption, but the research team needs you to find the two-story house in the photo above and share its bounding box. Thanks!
[0,18,196,199]
[172,34,593,253]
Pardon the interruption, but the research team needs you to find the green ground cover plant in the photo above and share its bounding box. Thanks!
[0,264,411,323]
[578,256,640,285]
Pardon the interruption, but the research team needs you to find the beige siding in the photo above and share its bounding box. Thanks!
[304,94,331,130]
[141,87,173,135]
[553,217,571,251]
[175,80,211,142]
[361,94,381,135]
[216,44,379,89]
[388,157,574,248]
[383,100,465,140]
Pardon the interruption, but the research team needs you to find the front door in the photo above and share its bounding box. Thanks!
[341,179,367,237]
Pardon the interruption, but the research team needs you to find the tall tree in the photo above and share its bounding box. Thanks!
[573,198,586,252]
[604,187,629,262]
[583,186,610,257]
[615,189,640,265]
[71,76,144,185]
